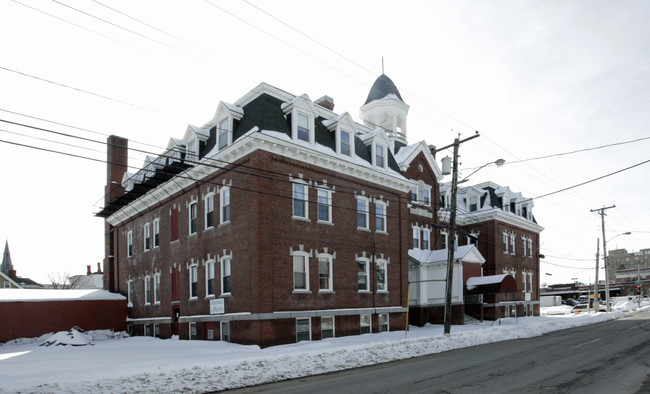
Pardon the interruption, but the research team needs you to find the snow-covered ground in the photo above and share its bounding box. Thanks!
[1,297,648,394]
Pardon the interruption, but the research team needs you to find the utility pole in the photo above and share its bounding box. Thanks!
[437,132,479,335]
[594,239,599,313]
[591,205,615,312]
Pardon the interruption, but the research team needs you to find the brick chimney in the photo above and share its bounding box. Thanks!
[87,265,92,275]
[314,95,335,111]
[97,262,102,274]
[105,135,128,206]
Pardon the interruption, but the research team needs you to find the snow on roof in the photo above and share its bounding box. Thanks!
[0,289,126,302]
[393,142,418,164]
[409,245,477,264]
[222,101,244,116]
[466,274,509,289]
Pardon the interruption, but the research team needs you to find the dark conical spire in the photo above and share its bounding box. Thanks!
[364,74,405,105]
[1,241,14,275]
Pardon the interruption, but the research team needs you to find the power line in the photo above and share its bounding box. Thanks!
[0,66,157,112]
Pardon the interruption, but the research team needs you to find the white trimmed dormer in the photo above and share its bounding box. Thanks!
[182,125,210,164]
[211,101,244,152]
[359,127,391,170]
[322,112,356,159]
[282,94,318,145]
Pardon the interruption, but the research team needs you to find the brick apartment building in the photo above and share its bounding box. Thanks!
[98,75,454,346]
[98,75,542,345]
[441,181,544,319]
[607,248,649,296]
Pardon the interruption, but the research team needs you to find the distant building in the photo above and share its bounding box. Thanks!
[69,264,104,289]
[1,241,42,289]
[607,248,649,296]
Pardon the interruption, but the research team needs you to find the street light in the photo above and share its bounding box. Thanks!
[457,158,506,184]
[604,231,631,312]
[441,141,504,334]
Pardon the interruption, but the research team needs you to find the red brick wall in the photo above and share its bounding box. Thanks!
[0,299,127,342]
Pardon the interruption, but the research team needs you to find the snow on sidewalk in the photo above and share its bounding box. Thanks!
[1,302,648,393]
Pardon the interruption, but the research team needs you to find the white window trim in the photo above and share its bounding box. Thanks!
[318,253,334,292]
[153,218,160,248]
[528,238,533,258]
[356,195,370,231]
[321,316,335,339]
[503,231,509,254]
[337,128,353,157]
[188,200,198,235]
[219,186,231,225]
[292,181,309,221]
[294,112,315,144]
[510,232,516,255]
[360,314,372,334]
[127,230,133,257]
[144,275,151,305]
[205,192,215,229]
[411,181,432,207]
[292,251,310,292]
[357,257,370,292]
[127,279,134,307]
[296,317,312,342]
[316,187,333,224]
[153,273,161,304]
[144,222,151,252]
[221,321,230,342]
[378,313,390,332]
[373,143,386,169]
[376,258,388,293]
[522,235,528,257]
[189,264,198,300]
[413,226,421,249]
[205,259,216,298]
[189,322,197,340]
[221,255,232,296]
[217,117,231,151]
[375,200,387,234]
[441,230,448,250]
[421,228,430,250]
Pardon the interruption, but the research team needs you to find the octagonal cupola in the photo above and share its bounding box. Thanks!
[360,74,410,151]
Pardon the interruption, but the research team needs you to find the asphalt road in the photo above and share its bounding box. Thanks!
[229,312,650,393]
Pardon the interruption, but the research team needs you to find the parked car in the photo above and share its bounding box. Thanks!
[562,298,578,306]
[571,303,607,313]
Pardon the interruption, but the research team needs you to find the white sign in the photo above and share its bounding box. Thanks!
[210,298,225,314]
[525,292,531,301]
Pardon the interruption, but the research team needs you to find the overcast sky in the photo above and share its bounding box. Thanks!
[1,0,649,286]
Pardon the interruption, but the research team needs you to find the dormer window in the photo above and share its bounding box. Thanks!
[186,137,198,163]
[340,129,351,156]
[218,117,229,150]
[375,144,385,168]
[297,113,310,142]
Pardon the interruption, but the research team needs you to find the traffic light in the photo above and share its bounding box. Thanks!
[637,285,642,295]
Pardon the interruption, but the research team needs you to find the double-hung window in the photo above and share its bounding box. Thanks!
[378,313,389,332]
[153,219,160,248]
[422,229,430,250]
[218,117,229,150]
[376,202,387,233]
[318,255,333,291]
[413,227,420,249]
[297,113,310,142]
[340,130,351,156]
[317,188,331,223]
[205,194,215,229]
[528,238,533,258]
[375,144,385,168]
[144,276,151,305]
[503,232,509,254]
[221,256,231,295]
[220,187,230,224]
[321,316,334,339]
[206,260,215,297]
[422,188,431,206]
[221,321,230,342]
[189,264,198,298]
[127,231,133,257]
[360,314,371,334]
[292,183,308,219]
[154,273,161,303]
[377,259,387,292]
[357,258,369,291]
[510,233,516,255]
[189,202,197,235]
[293,253,309,291]
[296,318,311,342]
[127,279,134,306]
[144,223,151,251]
[357,197,369,230]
